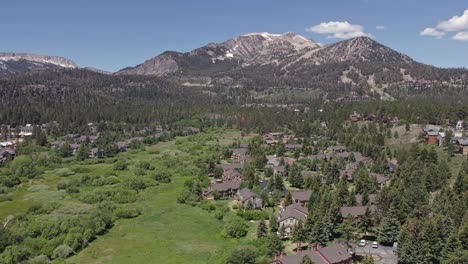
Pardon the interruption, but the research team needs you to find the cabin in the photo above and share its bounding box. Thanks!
[182,127,200,136]
[267,155,281,166]
[204,181,241,199]
[370,173,390,189]
[236,188,263,209]
[284,144,303,152]
[0,148,15,163]
[271,243,352,264]
[230,148,249,163]
[423,125,441,145]
[290,190,312,206]
[330,145,347,153]
[272,165,285,175]
[278,203,309,237]
[340,168,355,181]
[223,169,245,182]
[349,112,362,122]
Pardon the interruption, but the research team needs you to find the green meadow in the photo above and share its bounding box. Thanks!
[0,129,257,264]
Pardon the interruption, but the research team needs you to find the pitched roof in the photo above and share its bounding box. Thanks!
[423,125,440,133]
[278,243,352,264]
[291,190,312,202]
[272,165,285,174]
[205,181,240,193]
[238,188,259,202]
[330,145,347,152]
[0,148,15,156]
[278,203,309,222]
[340,206,375,218]
[283,157,297,166]
[223,169,244,181]
[285,144,303,150]
[370,173,390,184]
[336,151,351,159]
[219,163,244,171]
[230,148,248,156]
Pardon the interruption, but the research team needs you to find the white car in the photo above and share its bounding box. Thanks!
[372,241,379,248]
[359,239,367,247]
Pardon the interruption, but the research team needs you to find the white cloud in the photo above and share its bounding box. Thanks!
[437,9,468,32]
[453,31,468,41]
[420,28,446,39]
[305,21,372,39]
[421,9,468,41]
[376,25,385,30]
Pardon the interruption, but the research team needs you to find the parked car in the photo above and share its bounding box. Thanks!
[359,239,367,247]
[372,242,379,248]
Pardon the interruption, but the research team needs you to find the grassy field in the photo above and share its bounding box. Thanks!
[63,128,257,264]
[0,128,260,263]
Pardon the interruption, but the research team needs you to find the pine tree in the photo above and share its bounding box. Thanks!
[278,225,285,239]
[269,214,278,232]
[291,220,306,251]
[398,218,431,264]
[257,220,268,238]
[75,143,89,161]
[300,255,314,264]
[361,255,375,264]
[267,233,284,257]
[377,207,400,245]
[284,192,293,206]
[359,206,373,235]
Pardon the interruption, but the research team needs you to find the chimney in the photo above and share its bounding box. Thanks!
[312,243,318,251]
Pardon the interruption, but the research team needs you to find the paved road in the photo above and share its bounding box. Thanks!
[351,243,398,264]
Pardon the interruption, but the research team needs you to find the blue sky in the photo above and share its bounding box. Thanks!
[2,0,467,71]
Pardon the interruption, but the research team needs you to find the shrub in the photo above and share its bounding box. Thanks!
[72,167,91,174]
[226,246,257,264]
[222,218,248,238]
[113,160,128,171]
[212,190,222,200]
[112,189,139,204]
[152,172,172,183]
[200,201,216,211]
[122,177,146,191]
[66,186,80,194]
[134,168,147,176]
[27,202,61,215]
[137,161,152,170]
[238,210,269,221]
[0,194,13,202]
[104,176,120,185]
[115,206,141,219]
[29,254,50,264]
[57,181,69,190]
[52,244,74,259]
[214,210,226,220]
[54,168,75,177]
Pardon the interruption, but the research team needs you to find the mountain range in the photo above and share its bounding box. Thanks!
[1,32,467,99]
[116,32,414,76]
